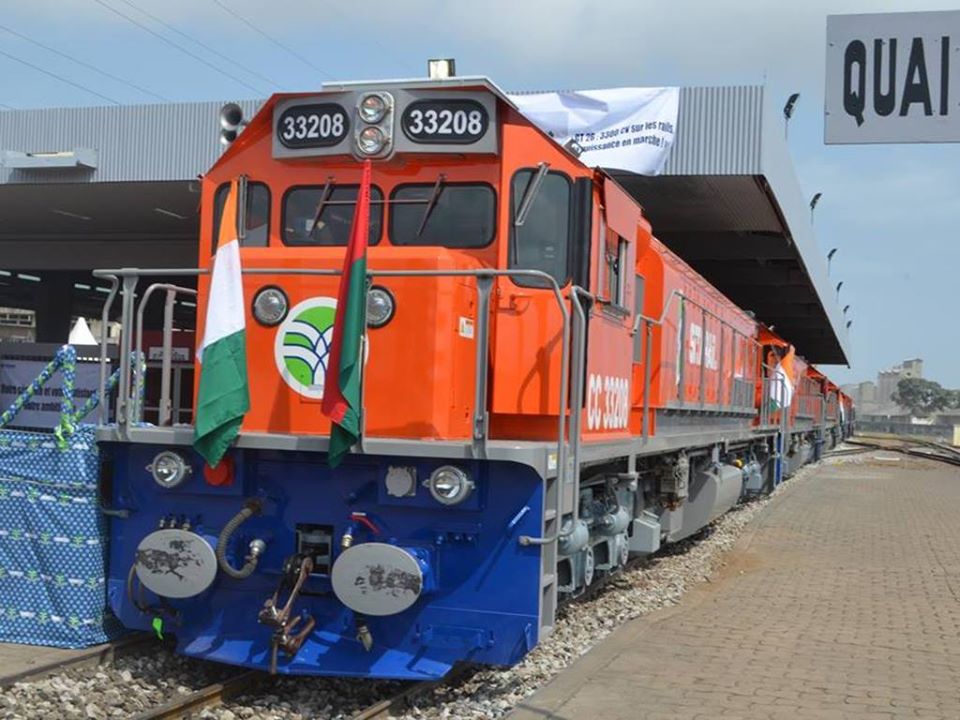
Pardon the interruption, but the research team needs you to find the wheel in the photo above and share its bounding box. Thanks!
[582,545,595,588]
[618,535,629,567]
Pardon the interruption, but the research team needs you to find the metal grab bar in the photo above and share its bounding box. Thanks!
[632,286,767,422]
[93,267,573,489]
[97,276,120,426]
[133,283,197,424]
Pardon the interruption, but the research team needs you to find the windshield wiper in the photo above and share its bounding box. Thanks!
[514,162,550,227]
[308,176,335,236]
[415,173,446,239]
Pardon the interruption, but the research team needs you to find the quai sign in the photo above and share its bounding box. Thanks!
[826,11,959,144]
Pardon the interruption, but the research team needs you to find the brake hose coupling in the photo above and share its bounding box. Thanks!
[248,538,267,561]
[341,526,355,550]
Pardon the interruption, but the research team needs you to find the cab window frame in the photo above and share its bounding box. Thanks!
[387,181,497,249]
[211,180,272,255]
[280,183,385,247]
[508,168,575,289]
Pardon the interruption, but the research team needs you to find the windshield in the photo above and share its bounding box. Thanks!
[212,182,270,254]
[389,183,496,247]
[282,185,383,246]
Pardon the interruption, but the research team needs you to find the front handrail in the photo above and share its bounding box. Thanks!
[93,267,573,489]
[133,283,197,423]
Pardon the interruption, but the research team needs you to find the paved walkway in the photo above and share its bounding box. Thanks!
[512,453,960,719]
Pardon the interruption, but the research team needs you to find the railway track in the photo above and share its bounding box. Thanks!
[0,633,155,688]
[128,665,471,720]
[827,434,960,467]
[7,632,470,720]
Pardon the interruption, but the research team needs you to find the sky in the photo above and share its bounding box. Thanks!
[2,0,958,387]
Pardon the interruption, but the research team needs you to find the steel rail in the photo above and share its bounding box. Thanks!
[0,633,154,688]
[130,669,264,720]
[348,666,472,720]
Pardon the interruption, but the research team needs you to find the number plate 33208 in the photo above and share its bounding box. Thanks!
[401,99,488,144]
[277,103,350,149]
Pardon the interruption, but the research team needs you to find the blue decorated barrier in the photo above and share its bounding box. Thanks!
[0,346,137,648]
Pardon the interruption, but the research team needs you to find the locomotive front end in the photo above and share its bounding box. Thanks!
[103,78,584,678]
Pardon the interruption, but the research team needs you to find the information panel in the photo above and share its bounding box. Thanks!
[826,11,960,144]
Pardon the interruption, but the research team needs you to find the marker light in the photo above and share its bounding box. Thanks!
[148,451,191,489]
[385,466,417,498]
[252,287,288,326]
[425,465,474,505]
[366,286,395,328]
[359,93,388,123]
[358,126,386,155]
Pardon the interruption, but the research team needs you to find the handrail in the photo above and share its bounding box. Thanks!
[94,266,573,491]
[633,287,765,419]
[567,286,593,532]
[97,276,120,426]
[133,283,197,423]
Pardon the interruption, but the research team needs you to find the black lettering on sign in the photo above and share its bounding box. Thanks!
[844,40,867,126]
[873,39,896,117]
[942,36,950,116]
[900,37,933,117]
[843,35,952,126]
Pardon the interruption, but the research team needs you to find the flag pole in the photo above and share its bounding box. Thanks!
[357,274,371,454]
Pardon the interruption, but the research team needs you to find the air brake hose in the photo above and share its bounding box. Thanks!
[217,499,266,580]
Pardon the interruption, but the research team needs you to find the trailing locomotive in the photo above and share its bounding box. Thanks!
[98,75,852,680]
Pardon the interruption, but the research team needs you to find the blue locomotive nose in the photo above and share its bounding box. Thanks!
[106,444,546,680]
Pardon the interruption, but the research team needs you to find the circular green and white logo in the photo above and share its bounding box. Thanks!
[274,297,337,399]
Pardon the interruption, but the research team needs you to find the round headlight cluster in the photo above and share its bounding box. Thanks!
[358,126,386,155]
[366,286,395,328]
[253,286,288,326]
[148,451,191,489]
[425,465,474,505]
[359,93,388,123]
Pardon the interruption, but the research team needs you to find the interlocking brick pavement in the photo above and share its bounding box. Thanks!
[511,454,960,719]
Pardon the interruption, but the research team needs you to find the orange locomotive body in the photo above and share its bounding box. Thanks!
[104,76,852,680]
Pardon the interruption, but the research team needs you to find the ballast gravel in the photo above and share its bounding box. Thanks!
[0,650,234,719]
[2,455,840,720]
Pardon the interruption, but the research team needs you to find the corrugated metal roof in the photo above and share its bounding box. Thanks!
[0,100,263,184]
[662,86,765,175]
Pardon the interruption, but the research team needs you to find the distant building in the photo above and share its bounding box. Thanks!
[841,380,877,408]
[876,358,923,407]
[0,307,34,342]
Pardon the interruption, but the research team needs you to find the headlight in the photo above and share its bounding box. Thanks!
[359,93,388,123]
[253,286,288,326]
[425,465,474,505]
[357,126,386,155]
[366,286,395,328]
[147,451,191,489]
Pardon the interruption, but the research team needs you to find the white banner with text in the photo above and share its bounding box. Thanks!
[509,87,680,175]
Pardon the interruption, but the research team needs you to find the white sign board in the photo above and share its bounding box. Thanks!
[508,87,679,175]
[826,11,960,143]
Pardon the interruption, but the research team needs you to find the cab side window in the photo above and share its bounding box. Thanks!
[212,182,271,254]
[509,169,572,288]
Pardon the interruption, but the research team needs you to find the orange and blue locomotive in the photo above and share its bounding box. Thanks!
[99,74,850,679]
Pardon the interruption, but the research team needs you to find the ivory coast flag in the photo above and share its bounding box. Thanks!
[193,179,250,467]
[322,160,372,467]
[771,345,796,410]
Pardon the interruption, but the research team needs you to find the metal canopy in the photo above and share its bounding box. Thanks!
[610,86,849,365]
